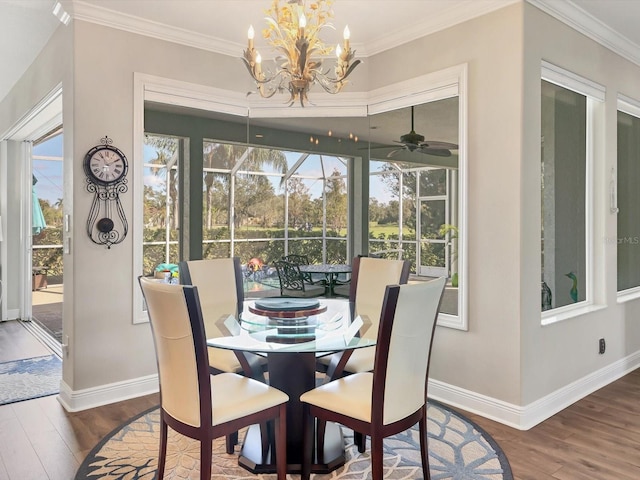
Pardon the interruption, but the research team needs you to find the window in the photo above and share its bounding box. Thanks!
[142,134,181,276]
[540,62,604,321]
[201,140,348,267]
[617,98,640,295]
[32,130,64,282]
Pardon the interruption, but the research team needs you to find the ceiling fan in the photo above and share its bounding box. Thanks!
[370,106,458,158]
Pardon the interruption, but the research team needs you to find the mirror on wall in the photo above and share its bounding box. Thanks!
[367,97,460,316]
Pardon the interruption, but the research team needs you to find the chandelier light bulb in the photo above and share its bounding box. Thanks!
[299,13,307,29]
[336,44,342,58]
[248,25,254,49]
[256,52,262,64]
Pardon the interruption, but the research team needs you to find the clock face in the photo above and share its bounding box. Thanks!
[84,145,128,185]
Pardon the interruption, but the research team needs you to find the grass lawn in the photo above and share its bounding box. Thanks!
[369,223,414,238]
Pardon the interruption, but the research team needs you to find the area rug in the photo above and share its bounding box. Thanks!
[0,354,62,405]
[76,400,512,479]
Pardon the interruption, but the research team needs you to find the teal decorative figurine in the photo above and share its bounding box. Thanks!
[565,272,578,303]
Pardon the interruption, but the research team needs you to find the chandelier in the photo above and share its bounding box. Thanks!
[242,0,361,106]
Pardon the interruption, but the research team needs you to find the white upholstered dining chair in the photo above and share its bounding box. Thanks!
[179,257,268,453]
[138,276,288,480]
[320,256,411,378]
[178,258,246,375]
[301,277,446,480]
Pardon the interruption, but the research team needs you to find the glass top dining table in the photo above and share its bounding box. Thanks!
[207,297,374,475]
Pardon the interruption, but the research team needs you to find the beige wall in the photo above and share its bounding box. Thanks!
[370,4,526,404]
[521,3,640,405]
[1,1,640,423]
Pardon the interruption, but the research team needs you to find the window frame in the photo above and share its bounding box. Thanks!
[540,61,605,325]
[616,94,640,303]
[133,65,468,329]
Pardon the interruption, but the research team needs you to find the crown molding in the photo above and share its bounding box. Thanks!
[528,0,640,68]
[69,0,240,56]
[68,0,518,60]
[68,0,640,69]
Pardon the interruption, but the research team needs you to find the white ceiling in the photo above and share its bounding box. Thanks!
[1,0,639,108]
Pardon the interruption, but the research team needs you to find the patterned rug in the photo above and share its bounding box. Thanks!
[0,355,62,405]
[76,400,512,479]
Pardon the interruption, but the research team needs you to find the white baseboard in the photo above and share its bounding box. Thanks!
[57,374,159,412]
[429,350,640,430]
[55,350,640,423]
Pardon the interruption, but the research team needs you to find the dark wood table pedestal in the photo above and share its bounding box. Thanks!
[236,351,346,474]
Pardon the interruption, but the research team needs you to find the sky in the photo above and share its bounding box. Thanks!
[32,133,63,205]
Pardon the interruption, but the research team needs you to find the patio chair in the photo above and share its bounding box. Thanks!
[282,254,321,285]
[274,260,325,298]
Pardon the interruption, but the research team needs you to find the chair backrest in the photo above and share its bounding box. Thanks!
[350,256,411,339]
[138,276,211,429]
[179,258,244,336]
[274,260,306,293]
[282,254,310,266]
[372,277,446,426]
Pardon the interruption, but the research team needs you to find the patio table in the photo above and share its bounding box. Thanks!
[298,263,351,296]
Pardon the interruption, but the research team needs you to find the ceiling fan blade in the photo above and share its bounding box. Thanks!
[419,140,459,150]
[418,148,452,157]
[386,148,404,158]
[363,144,397,150]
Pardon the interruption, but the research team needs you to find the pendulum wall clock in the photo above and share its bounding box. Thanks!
[84,136,128,248]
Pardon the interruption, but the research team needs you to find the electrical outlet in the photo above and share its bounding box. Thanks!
[599,338,606,354]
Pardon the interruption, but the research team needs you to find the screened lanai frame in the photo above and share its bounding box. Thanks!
[368,161,458,280]
[140,134,351,288]
[199,139,349,266]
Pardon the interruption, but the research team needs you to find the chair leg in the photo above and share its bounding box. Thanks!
[157,417,168,479]
[275,404,288,480]
[200,437,212,480]
[354,431,366,453]
[419,414,431,480]
[370,434,384,480]
[301,404,313,480]
[225,431,238,454]
[316,418,326,462]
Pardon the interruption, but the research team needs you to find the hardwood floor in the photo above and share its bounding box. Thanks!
[0,319,639,479]
[453,369,640,480]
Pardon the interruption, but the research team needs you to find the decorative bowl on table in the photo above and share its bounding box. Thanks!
[249,298,327,318]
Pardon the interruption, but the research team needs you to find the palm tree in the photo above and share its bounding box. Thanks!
[203,143,287,229]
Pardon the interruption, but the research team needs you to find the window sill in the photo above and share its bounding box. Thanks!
[541,302,606,326]
[617,287,640,304]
